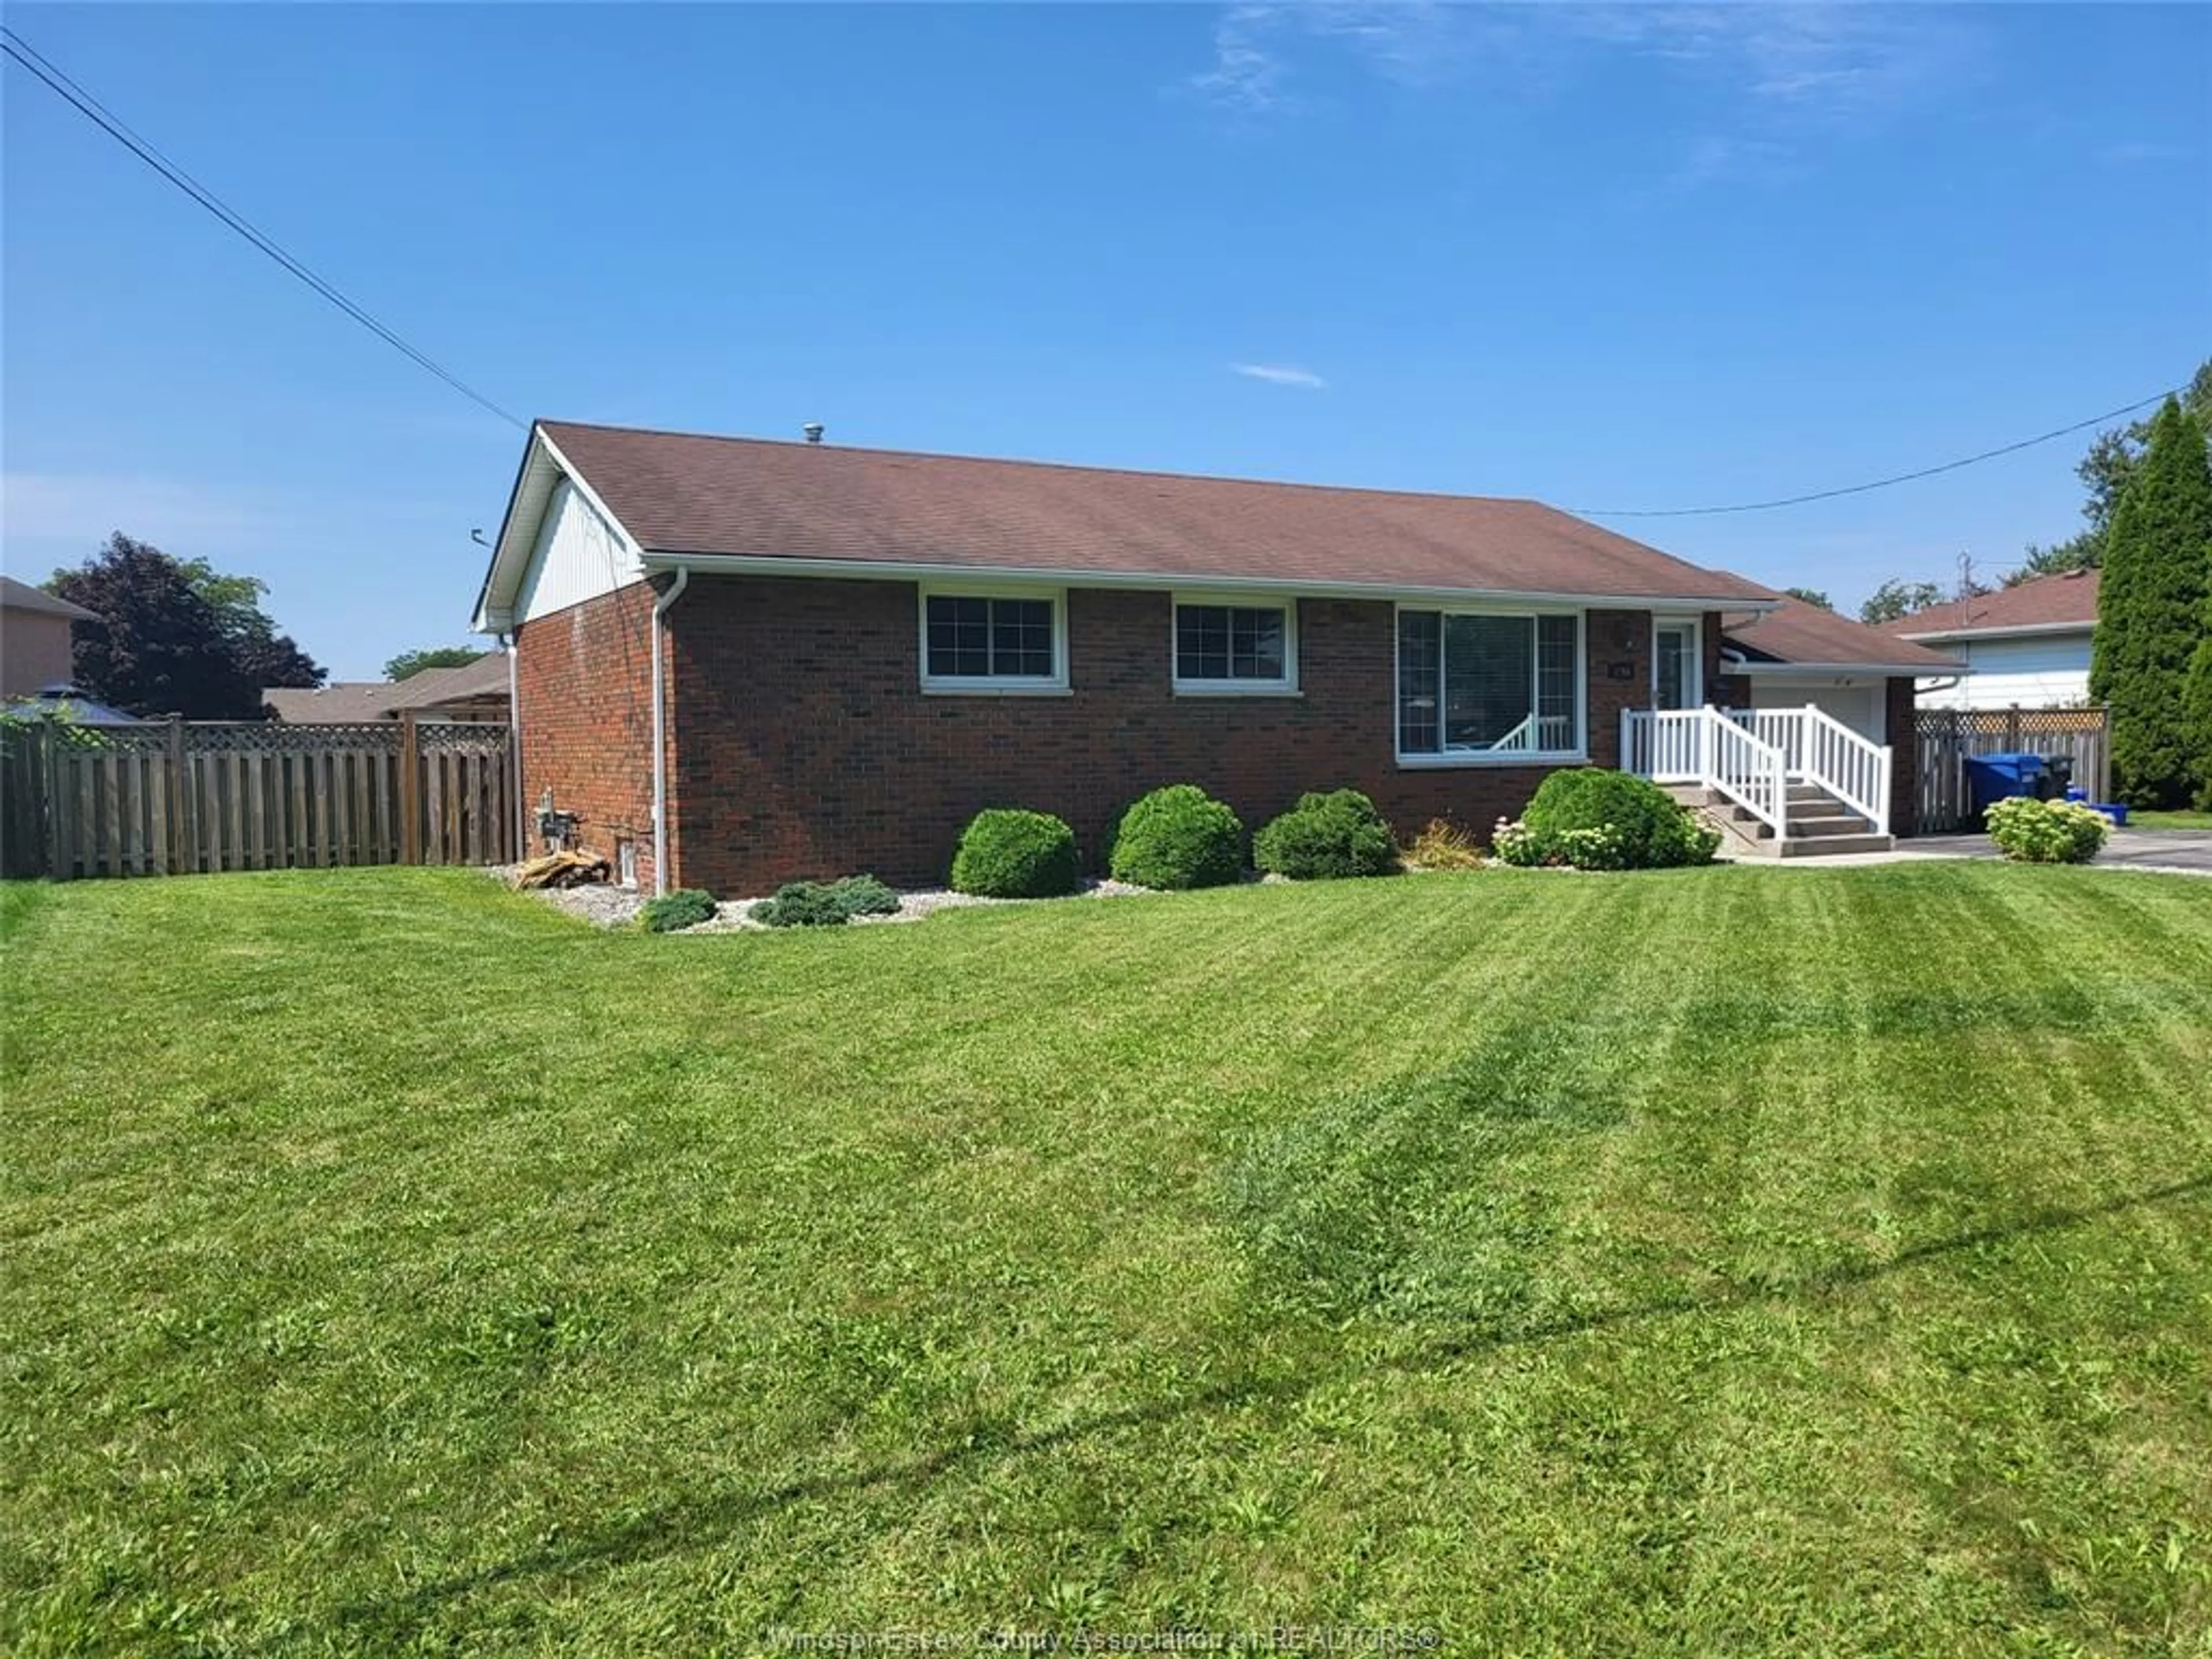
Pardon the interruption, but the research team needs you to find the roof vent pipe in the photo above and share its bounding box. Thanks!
[802,422,825,445]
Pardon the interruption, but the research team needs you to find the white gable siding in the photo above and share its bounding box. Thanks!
[515,479,644,623]
[1915,630,2092,711]
[1749,679,1886,743]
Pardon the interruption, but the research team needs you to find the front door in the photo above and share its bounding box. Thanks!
[1654,619,1701,710]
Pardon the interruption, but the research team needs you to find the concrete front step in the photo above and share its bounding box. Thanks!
[1659,782,1891,858]
[1779,813,1878,838]
[1770,833,1894,858]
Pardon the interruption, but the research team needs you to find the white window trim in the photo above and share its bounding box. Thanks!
[1653,615,1703,710]
[1392,603,1587,768]
[1169,591,1301,696]
[918,582,1071,695]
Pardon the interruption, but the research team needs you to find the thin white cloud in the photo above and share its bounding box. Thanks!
[2097,139,2189,164]
[1660,132,1807,194]
[1,473,281,558]
[1563,4,1973,116]
[1184,2,1976,125]
[1232,363,1328,391]
[1187,4,1290,115]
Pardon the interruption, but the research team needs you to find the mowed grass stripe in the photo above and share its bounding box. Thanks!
[3,863,2210,1652]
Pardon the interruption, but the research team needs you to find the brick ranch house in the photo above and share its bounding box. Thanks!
[472,421,1960,894]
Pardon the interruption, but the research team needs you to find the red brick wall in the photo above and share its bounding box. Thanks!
[1887,675,1920,836]
[513,582,663,888]
[665,575,1661,895]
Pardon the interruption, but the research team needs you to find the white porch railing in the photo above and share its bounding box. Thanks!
[1486,713,1578,753]
[1620,706,1790,838]
[1722,706,1892,835]
[1622,704,1893,838]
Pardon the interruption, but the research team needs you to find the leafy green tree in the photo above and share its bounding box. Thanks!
[45,535,321,718]
[2013,359,2212,582]
[2186,591,2212,810]
[2089,398,2212,808]
[1781,588,1833,611]
[1858,579,1945,626]
[46,536,254,717]
[168,556,321,689]
[2009,532,2101,586]
[385,646,486,681]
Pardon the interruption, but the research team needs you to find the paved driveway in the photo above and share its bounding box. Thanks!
[1906,828,2212,873]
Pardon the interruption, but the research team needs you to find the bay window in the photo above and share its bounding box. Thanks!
[1396,608,1582,762]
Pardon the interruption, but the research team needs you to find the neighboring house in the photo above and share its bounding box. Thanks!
[263,652,511,724]
[1,575,99,698]
[0,684,145,726]
[1877,569,2099,710]
[1715,598,1966,744]
[472,420,1931,895]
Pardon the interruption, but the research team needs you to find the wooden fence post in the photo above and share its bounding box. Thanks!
[399,712,422,865]
[166,715,188,875]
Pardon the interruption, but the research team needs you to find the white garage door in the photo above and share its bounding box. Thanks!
[1749,680,1886,744]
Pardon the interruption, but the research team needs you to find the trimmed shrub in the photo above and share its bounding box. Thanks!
[950,809,1081,897]
[1109,784,1244,889]
[1522,768,1718,869]
[1252,789,1399,880]
[828,874,902,917]
[1985,796,2109,864]
[639,888,718,933]
[751,881,854,927]
[751,873,906,927]
[1403,817,1484,871]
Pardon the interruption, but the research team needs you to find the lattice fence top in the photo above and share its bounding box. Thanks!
[1915,707,2108,734]
[415,721,512,754]
[3,719,157,752]
[182,721,403,753]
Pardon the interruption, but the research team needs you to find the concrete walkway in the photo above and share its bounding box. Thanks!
[1713,828,2212,874]
[1904,828,2212,875]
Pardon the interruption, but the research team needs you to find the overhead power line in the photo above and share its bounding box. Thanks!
[1,26,525,430]
[1570,388,2181,518]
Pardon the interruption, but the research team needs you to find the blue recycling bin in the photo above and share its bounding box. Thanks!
[1965,752,2045,817]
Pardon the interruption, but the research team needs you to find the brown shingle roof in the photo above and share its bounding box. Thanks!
[1,575,99,622]
[262,682,397,723]
[384,653,510,710]
[536,420,1775,604]
[263,654,509,722]
[1724,597,1964,672]
[1878,569,2100,638]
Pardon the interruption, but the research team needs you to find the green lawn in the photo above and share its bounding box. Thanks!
[2134,810,2212,831]
[5,866,2211,1655]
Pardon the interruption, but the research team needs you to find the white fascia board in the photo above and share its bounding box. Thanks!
[1894,620,2095,644]
[1735,659,1968,678]
[473,427,651,633]
[636,551,1778,614]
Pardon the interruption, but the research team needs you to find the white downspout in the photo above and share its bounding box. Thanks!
[649,566,690,896]
[502,632,522,856]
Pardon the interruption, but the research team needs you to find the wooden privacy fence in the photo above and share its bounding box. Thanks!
[0,714,515,880]
[1914,706,2112,832]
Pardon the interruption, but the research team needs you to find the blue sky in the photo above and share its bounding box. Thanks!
[5,3,2207,678]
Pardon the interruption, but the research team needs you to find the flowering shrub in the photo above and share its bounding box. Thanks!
[1491,819,1549,866]
[1524,768,1719,869]
[1489,819,1630,870]
[1984,795,2108,864]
